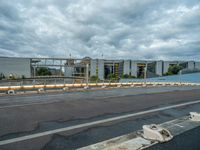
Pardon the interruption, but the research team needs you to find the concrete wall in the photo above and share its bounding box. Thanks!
[131,61,137,77]
[0,57,31,78]
[98,59,104,80]
[188,61,195,70]
[123,60,131,75]
[156,61,163,76]
[195,62,200,69]
[163,61,170,74]
[64,67,74,77]
[90,59,97,77]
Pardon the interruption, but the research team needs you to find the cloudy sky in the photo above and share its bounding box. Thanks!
[0,0,200,60]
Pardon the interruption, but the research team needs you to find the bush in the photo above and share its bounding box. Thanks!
[108,73,116,79]
[90,75,99,82]
[122,74,129,79]
[122,74,136,79]
[128,75,136,79]
[9,74,16,80]
[164,65,183,76]
[0,73,5,80]
[37,67,52,76]
[21,75,26,79]
[107,74,118,82]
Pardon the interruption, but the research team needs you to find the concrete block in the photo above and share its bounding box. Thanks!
[143,124,173,142]
[190,112,200,121]
[7,90,15,95]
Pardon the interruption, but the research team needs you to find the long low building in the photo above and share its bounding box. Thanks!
[0,57,31,78]
[88,59,200,80]
[0,57,200,80]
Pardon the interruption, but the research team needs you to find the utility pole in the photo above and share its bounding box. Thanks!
[179,70,182,84]
[86,63,89,86]
[33,66,36,77]
[69,53,71,59]
[144,62,147,87]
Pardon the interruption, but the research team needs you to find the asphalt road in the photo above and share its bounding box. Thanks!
[146,126,200,150]
[0,86,200,150]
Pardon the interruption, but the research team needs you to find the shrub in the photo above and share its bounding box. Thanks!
[90,75,99,82]
[0,73,5,80]
[37,67,52,76]
[164,65,183,76]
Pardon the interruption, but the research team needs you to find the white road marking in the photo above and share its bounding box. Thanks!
[0,99,200,146]
[173,123,184,128]
[0,87,200,109]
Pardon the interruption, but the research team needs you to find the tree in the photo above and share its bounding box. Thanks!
[164,65,183,76]
[0,73,5,80]
[21,75,26,79]
[37,67,52,76]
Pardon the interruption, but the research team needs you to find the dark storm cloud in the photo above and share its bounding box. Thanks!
[0,0,200,60]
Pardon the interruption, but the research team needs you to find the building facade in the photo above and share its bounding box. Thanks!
[0,57,31,78]
[0,57,200,80]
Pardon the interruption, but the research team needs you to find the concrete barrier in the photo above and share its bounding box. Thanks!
[83,86,90,89]
[143,124,173,142]
[7,90,15,95]
[190,112,200,121]
[78,112,200,150]
[101,85,107,89]
[0,82,200,92]
[38,88,45,93]
[63,87,69,91]
[117,84,122,88]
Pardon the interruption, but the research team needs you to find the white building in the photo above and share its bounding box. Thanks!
[0,57,31,78]
[0,57,200,80]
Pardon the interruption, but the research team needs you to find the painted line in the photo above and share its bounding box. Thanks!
[0,99,200,146]
[173,123,184,128]
[1,87,199,109]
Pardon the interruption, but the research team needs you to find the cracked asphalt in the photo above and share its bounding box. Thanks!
[0,86,200,150]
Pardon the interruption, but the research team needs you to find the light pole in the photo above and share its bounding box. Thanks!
[179,70,182,85]
[33,66,36,77]
[86,63,89,86]
[144,62,147,87]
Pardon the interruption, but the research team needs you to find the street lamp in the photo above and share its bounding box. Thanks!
[179,70,182,84]
[86,63,89,86]
[144,62,148,87]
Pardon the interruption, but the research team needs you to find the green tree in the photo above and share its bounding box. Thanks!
[0,73,5,80]
[164,65,183,75]
[37,67,52,76]
[21,75,26,79]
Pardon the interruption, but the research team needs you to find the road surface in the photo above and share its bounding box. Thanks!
[0,86,200,150]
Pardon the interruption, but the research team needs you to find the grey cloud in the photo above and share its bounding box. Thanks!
[0,0,200,60]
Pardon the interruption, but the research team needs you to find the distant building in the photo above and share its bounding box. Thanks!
[0,57,31,78]
[0,57,200,80]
